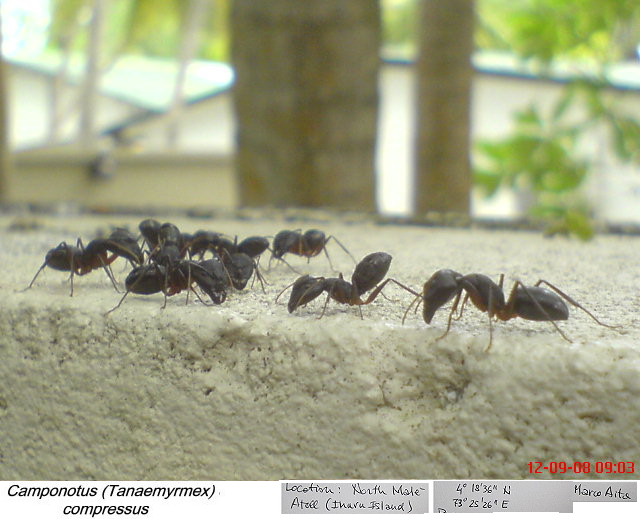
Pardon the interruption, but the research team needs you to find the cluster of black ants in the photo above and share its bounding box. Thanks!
[25,219,617,351]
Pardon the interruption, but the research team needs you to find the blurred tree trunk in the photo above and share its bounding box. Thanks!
[414,0,475,215]
[0,15,11,199]
[231,0,380,210]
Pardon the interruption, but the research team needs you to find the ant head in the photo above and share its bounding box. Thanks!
[226,253,254,289]
[287,275,325,313]
[422,269,462,323]
[45,243,76,270]
[159,223,181,245]
[273,230,299,257]
[139,219,161,247]
[303,229,326,249]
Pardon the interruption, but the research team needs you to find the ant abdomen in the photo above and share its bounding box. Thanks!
[351,252,391,296]
[512,286,569,322]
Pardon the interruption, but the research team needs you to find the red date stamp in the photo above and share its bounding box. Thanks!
[528,461,636,474]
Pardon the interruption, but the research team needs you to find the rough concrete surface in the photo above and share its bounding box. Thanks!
[0,212,639,480]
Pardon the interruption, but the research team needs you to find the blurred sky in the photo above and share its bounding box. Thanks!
[1,0,50,56]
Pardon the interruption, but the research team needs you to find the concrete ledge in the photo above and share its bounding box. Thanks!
[10,151,237,209]
[0,214,638,479]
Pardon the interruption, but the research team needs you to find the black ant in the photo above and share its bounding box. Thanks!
[25,229,143,296]
[183,231,269,291]
[85,228,145,266]
[185,230,233,259]
[139,218,162,252]
[139,219,194,261]
[270,229,355,271]
[221,251,267,291]
[277,252,396,318]
[391,269,617,351]
[237,236,271,261]
[140,221,195,298]
[151,222,188,263]
[186,231,269,261]
[128,221,229,308]
[105,258,228,314]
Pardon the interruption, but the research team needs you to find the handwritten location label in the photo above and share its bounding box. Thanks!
[281,482,429,514]
[434,481,572,513]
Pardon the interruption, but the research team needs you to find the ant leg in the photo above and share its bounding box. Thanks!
[356,278,408,320]
[160,264,173,309]
[106,263,120,291]
[249,264,257,290]
[191,286,209,306]
[219,255,235,290]
[378,290,397,303]
[180,240,194,260]
[327,235,357,264]
[361,278,412,309]
[184,264,193,305]
[104,290,131,315]
[370,279,423,324]
[484,284,497,352]
[317,292,332,319]
[483,272,504,349]
[292,278,326,312]
[250,261,267,293]
[266,249,299,274]
[484,319,494,352]
[68,261,76,297]
[161,292,169,309]
[276,255,302,275]
[256,265,267,292]
[437,290,462,341]
[367,278,422,324]
[452,293,469,321]
[321,245,336,273]
[534,279,618,328]
[507,281,572,343]
[254,254,265,276]
[384,278,421,297]
[95,254,121,293]
[374,278,422,324]
[402,295,421,324]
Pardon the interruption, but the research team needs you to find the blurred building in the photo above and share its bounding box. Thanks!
[4,49,640,222]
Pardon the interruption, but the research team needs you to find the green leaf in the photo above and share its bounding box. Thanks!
[474,168,503,196]
[609,115,641,163]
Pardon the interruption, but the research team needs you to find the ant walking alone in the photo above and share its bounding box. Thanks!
[389,269,617,351]
[270,229,355,272]
[277,252,399,319]
[24,229,143,296]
